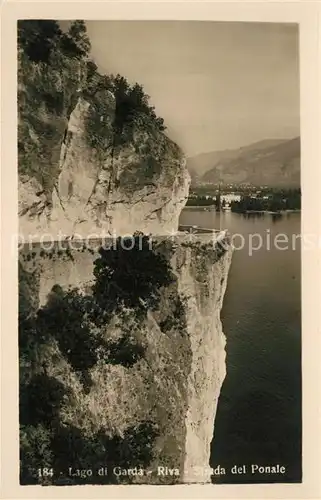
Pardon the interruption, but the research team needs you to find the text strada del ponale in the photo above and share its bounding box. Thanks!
[37,462,288,481]
[40,463,287,480]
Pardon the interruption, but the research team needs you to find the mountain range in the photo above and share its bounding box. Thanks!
[187,137,300,187]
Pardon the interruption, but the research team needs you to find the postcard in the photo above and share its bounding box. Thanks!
[1,1,320,499]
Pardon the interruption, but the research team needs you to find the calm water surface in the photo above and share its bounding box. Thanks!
[179,209,301,483]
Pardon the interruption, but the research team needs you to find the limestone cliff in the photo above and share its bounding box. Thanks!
[18,21,190,240]
[19,233,232,484]
[19,96,189,239]
[18,21,232,486]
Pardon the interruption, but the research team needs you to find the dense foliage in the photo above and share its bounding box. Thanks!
[18,20,89,64]
[93,234,173,316]
[20,418,159,485]
[231,188,301,213]
[19,236,176,484]
[18,20,89,190]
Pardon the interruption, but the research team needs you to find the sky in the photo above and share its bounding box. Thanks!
[85,21,299,158]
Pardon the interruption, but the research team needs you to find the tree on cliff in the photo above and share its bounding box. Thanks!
[18,19,92,191]
[112,74,166,139]
[18,20,62,63]
[18,18,168,196]
[18,20,91,63]
[92,234,173,315]
[67,20,90,56]
[19,242,166,485]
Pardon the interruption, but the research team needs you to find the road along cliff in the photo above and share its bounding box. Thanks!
[18,20,233,485]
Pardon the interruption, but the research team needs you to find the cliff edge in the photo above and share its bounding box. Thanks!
[18,20,232,486]
[18,21,189,239]
[19,233,232,484]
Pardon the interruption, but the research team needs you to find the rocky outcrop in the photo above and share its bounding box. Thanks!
[176,236,232,482]
[19,232,232,484]
[18,21,232,486]
[19,89,190,240]
[18,20,189,239]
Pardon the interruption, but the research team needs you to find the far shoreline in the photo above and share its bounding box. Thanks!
[183,206,301,214]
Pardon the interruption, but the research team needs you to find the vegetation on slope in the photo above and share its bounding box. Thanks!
[18,20,169,194]
[18,21,88,191]
[19,235,181,484]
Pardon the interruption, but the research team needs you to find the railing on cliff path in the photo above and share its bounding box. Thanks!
[19,227,228,254]
[178,225,222,234]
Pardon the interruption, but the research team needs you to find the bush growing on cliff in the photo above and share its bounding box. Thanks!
[36,287,101,375]
[19,235,173,383]
[19,234,177,484]
[104,335,145,368]
[18,20,90,63]
[101,421,159,479]
[93,235,173,315]
[18,19,169,193]
[19,274,148,393]
[50,420,159,485]
[20,424,53,484]
[19,373,70,484]
[18,20,62,63]
[85,70,167,164]
[112,75,166,136]
[19,306,152,482]
[18,20,90,191]
[61,20,90,59]
[20,374,68,427]
[20,406,159,485]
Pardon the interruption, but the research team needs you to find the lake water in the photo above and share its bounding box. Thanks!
[179,209,301,484]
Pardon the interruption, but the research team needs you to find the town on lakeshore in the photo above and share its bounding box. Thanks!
[186,185,301,214]
[16,19,302,488]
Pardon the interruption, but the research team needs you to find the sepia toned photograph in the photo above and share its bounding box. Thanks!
[17,19,301,486]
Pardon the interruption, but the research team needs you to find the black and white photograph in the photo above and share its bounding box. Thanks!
[16,18,303,487]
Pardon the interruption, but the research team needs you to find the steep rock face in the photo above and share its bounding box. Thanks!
[19,233,232,484]
[18,69,190,239]
[50,97,189,237]
[18,21,232,487]
[174,239,232,482]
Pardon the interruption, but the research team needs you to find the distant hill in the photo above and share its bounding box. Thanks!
[187,137,300,187]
